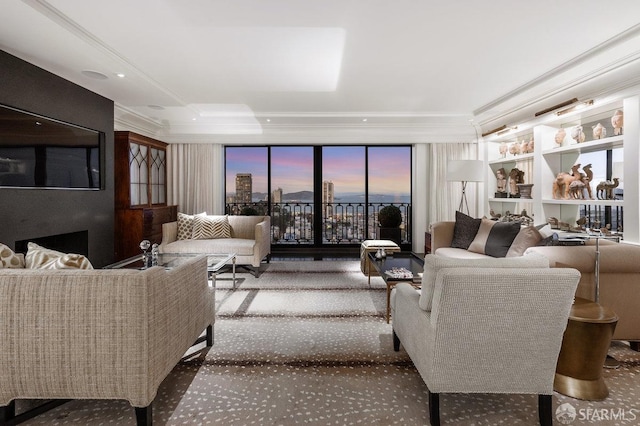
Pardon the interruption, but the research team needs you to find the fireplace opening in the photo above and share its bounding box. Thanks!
[15,230,89,256]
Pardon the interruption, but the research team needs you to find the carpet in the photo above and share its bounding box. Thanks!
[18,260,640,425]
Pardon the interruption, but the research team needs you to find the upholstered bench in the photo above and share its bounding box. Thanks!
[360,239,401,275]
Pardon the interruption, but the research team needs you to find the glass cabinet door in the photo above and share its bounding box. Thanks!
[129,142,148,206]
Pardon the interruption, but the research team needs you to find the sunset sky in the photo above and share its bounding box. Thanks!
[225,146,411,196]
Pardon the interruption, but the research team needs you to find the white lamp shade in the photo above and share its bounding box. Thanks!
[447,160,484,182]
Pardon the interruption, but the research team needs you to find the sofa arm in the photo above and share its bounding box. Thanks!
[254,217,271,266]
[431,221,455,253]
[160,221,178,249]
[0,257,213,408]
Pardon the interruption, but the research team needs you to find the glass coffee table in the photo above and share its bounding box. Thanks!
[105,252,237,289]
[367,252,424,323]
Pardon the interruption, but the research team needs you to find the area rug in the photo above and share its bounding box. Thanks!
[18,260,640,425]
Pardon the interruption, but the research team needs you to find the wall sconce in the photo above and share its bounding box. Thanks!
[556,100,594,116]
[447,160,485,215]
[481,125,507,138]
[534,98,579,117]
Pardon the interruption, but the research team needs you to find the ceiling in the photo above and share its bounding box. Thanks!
[2,0,640,144]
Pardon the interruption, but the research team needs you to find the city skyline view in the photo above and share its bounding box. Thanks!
[225,146,411,199]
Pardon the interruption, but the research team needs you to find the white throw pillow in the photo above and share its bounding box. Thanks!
[25,242,93,269]
[418,253,549,312]
[0,243,24,268]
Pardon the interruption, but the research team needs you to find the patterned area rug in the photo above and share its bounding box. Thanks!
[18,260,640,425]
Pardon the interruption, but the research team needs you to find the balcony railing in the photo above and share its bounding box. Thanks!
[226,201,411,245]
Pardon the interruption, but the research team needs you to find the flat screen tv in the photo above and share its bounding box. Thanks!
[0,104,104,190]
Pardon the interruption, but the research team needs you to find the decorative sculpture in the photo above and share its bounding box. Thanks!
[554,128,566,147]
[509,142,520,156]
[527,137,535,153]
[571,125,586,143]
[596,178,620,200]
[499,142,508,158]
[582,163,594,199]
[508,168,524,197]
[496,167,507,195]
[520,139,528,155]
[611,110,624,136]
[568,180,586,199]
[592,123,606,140]
[552,164,582,199]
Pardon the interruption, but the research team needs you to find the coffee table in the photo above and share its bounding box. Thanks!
[367,252,424,323]
[105,252,237,289]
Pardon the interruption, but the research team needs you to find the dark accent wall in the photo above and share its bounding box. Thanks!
[0,50,115,267]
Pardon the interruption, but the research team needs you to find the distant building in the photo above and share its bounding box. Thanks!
[323,180,334,216]
[235,173,252,203]
[272,187,283,203]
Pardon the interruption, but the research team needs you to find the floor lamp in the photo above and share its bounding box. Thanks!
[447,160,485,216]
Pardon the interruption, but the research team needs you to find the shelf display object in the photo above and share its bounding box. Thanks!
[536,103,624,236]
[487,131,535,221]
[483,95,640,244]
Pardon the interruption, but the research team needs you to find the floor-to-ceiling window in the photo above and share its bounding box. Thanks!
[224,145,412,248]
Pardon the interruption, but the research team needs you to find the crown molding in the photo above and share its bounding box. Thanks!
[114,104,164,138]
[474,22,640,118]
[24,0,189,106]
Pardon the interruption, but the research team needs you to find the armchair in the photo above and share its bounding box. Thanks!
[391,254,580,425]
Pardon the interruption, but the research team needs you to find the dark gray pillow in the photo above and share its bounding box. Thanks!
[451,211,481,249]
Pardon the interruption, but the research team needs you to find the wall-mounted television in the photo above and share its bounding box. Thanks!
[0,104,104,190]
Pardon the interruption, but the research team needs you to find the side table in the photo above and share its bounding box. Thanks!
[554,297,618,400]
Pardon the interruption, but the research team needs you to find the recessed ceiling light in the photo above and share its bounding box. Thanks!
[192,118,197,121]
[266,118,271,122]
[116,73,125,78]
[81,70,108,80]
[148,105,165,110]
[362,118,368,122]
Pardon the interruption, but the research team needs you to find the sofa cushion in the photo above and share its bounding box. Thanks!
[162,238,256,256]
[506,225,543,257]
[450,211,481,249]
[418,253,549,311]
[468,218,521,257]
[192,215,231,239]
[0,243,24,268]
[25,242,93,269]
[177,212,207,240]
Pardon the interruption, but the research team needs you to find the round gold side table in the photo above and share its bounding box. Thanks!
[554,297,618,400]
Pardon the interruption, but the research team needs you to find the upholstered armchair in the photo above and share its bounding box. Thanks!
[391,254,580,426]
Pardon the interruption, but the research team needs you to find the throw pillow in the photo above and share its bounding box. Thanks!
[505,226,543,257]
[176,212,207,240]
[468,218,521,258]
[450,211,481,249]
[0,243,24,268]
[418,253,550,312]
[25,242,93,269]
[192,215,231,239]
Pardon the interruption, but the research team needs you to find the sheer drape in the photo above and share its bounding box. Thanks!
[427,143,479,224]
[167,144,224,214]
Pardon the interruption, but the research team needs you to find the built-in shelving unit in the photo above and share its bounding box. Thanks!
[482,94,640,244]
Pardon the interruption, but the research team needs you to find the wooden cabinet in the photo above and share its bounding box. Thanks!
[114,131,177,260]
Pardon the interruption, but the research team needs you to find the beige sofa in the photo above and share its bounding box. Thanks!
[431,220,640,348]
[159,215,271,269]
[0,256,214,425]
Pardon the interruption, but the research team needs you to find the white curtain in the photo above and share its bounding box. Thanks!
[167,144,224,214]
[427,143,479,224]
